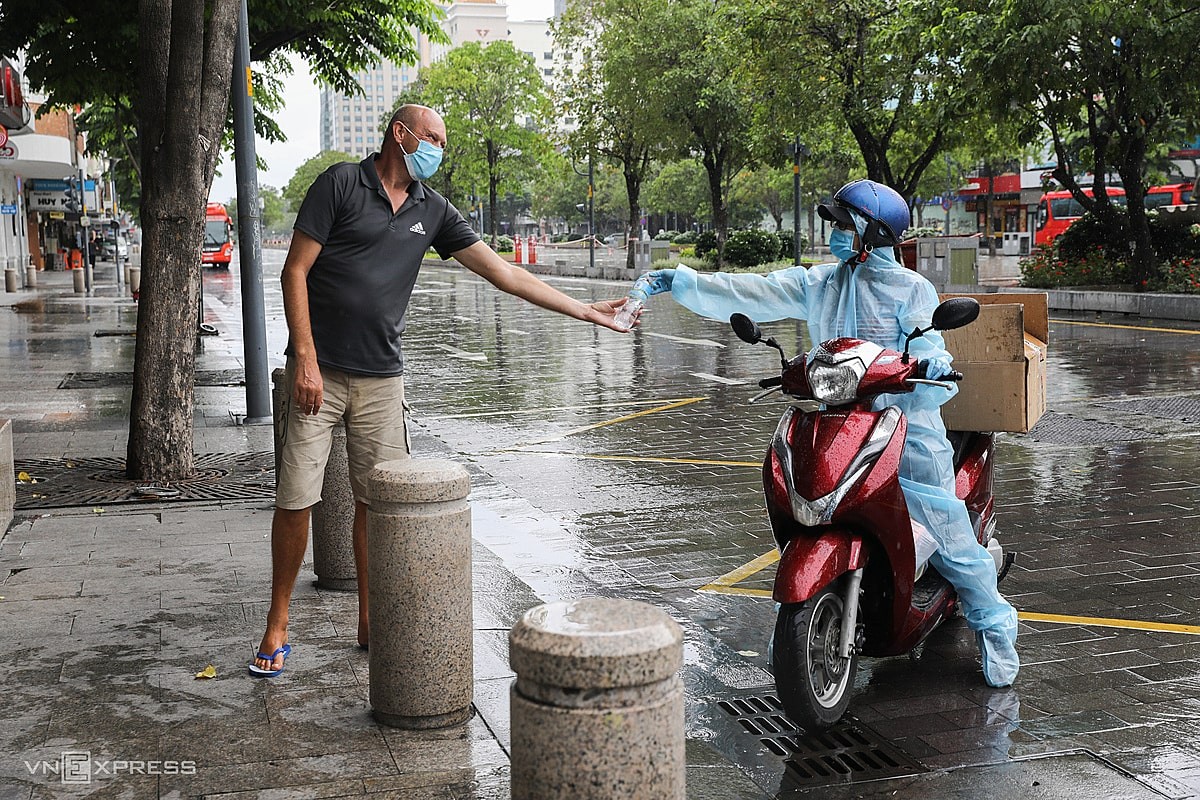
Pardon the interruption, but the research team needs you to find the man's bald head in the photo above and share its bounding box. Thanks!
[387,104,446,149]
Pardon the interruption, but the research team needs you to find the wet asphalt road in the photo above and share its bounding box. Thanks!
[7,250,1200,797]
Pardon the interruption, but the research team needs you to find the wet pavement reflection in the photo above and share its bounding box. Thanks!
[5,253,1200,797]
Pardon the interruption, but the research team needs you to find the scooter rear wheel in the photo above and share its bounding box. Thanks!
[772,585,859,731]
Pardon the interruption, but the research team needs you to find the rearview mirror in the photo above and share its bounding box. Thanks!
[931,298,980,332]
[730,313,763,344]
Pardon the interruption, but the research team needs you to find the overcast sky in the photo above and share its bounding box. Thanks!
[209,0,554,203]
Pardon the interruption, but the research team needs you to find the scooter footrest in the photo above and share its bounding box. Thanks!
[911,567,950,610]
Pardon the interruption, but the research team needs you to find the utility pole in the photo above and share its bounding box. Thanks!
[79,166,92,294]
[787,137,808,265]
[944,154,953,234]
[232,0,271,424]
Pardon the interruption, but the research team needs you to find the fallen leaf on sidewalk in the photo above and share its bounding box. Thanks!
[17,471,35,484]
[92,508,105,514]
[195,665,217,680]
[737,650,760,657]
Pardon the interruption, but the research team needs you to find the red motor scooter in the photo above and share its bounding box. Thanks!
[730,298,1013,731]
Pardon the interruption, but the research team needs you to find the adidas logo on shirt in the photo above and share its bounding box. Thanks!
[409,222,426,235]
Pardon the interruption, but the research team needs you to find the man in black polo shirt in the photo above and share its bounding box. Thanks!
[250,104,630,677]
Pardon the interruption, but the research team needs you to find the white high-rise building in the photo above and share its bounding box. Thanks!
[318,1,558,159]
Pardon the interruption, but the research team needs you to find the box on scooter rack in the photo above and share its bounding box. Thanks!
[937,292,1048,433]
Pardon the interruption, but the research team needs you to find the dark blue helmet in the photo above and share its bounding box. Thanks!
[818,179,910,248]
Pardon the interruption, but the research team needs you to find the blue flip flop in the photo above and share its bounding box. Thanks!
[247,643,292,677]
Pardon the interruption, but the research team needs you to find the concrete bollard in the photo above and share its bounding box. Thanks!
[25,260,36,289]
[509,597,685,800]
[72,268,85,293]
[269,366,357,590]
[128,266,141,294]
[312,421,357,591]
[4,268,16,293]
[366,459,472,729]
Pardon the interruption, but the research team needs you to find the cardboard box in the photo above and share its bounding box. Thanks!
[937,293,1048,433]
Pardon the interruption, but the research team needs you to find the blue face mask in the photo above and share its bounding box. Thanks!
[399,122,444,181]
[829,228,858,263]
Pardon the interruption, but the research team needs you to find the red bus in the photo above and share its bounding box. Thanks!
[1034,188,1126,247]
[1144,182,1194,209]
[202,202,234,269]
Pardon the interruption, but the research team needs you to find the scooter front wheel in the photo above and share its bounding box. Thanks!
[772,585,859,731]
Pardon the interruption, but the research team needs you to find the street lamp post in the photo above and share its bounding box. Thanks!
[787,138,810,264]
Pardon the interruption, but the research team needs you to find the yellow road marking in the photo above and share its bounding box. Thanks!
[699,549,780,595]
[506,451,761,468]
[507,397,708,446]
[699,550,1200,636]
[1052,318,1200,336]
[1018,611,1200,635]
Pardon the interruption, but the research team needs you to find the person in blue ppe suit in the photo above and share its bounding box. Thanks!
[642,179,1018,688]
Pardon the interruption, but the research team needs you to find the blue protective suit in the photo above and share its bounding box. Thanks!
[667,235,1019,687]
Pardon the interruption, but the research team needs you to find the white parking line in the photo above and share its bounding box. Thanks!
[689,372,746,385]
[642,331,725,348]
[433,343,488,362]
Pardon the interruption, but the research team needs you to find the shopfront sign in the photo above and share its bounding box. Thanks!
[0,141,16,160]
[0,204,16,215]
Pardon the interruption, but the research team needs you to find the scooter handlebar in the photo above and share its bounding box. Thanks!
[759,376,784,389]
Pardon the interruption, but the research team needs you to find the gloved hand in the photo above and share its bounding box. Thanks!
[643,269,676,296]
[924,356,953,380]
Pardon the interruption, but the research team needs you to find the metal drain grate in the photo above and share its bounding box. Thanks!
[1097,395,1200,423]
[58,369,247,389]
[716,693,924,787]
[1025,411,1155,445]
[13,452,275,509]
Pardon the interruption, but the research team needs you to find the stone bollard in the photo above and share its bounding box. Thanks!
[4,268,16,293]
[25,259,36,289]
[129,266,141,294]
[509,597,685,800]
[312,422,357,591]
[72,268,85,293]
[366,459,473,729]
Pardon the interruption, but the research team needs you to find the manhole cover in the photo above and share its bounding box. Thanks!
[12,452,275,509]
[716,692,924,787]
[58,369,247,389]
[1097,395,1200,423]
[1025,411,1154,445]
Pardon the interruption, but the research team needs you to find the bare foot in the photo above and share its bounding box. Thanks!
[254,625,289,672]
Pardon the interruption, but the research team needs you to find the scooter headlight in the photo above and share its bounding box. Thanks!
[807,362,863,405]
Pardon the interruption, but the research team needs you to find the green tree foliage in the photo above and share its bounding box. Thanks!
[416,41,553,246]
[555,0,668,266]
[283,151,357,211]
[948,0,1200,286]
[644,0,756,262]
[732,0,972,204]
[643,160,711,223]
[0,0,445,480]
[227,185,287,233]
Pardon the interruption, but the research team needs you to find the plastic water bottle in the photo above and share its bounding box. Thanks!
[612,274,652,331]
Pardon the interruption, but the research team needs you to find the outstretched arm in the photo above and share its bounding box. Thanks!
[450,241,629,331]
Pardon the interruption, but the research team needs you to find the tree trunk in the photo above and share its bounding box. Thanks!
[128,0,239,481]
[624,169,641,270]
[488,144,500,248]
[1120,139,1155,289]
[701,148,728,265]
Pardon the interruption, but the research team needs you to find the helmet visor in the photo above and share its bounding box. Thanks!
[817,203,855,230]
